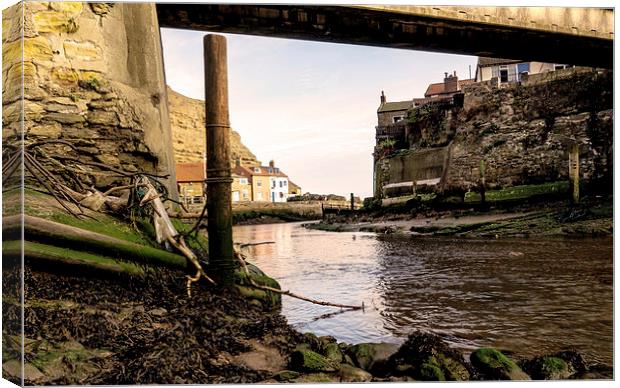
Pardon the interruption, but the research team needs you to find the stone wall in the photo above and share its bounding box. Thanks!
[445,68,613,191]
[2,2,178,196]
[375,68,613,195]
[167,86,259,167]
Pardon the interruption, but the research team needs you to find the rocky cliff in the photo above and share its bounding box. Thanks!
[375,68,613,195]
[167,87,259,167]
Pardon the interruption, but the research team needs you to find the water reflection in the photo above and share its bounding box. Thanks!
[233,222,612,364]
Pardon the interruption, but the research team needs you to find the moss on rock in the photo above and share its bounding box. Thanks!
[470,348,530,380]
[289,349,338,373]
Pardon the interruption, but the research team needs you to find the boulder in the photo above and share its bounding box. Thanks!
[338,364,373,382]
[346,342,399,373]
[470,348,530,380]
[233,263,281,310]
[301,332,321,352]
[289,349,338,373]
[322,343,344,364]
[522,356,572,380]
[385,332,471,381]
[272,370,300,382]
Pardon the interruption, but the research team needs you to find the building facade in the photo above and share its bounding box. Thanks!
[175,162,206,205]
[234,160,290,202]
[231,174,252,202]
[475,57,573,84]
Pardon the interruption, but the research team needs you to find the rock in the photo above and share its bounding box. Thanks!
[318,335,337,347]
[272,370,300,381]
[45,112,85,124]
[522,356,572,380]
[33,11,79,33]
[386,332,470,381]
[64,40,102,61]
[29,122,62,138]
[418,357,446,381]
[470,348,530,380]
[148,308,167,317]
[338,364,373,382]
[301,332,321,352]
[322,342,344,363]
[289,349,338,373]
[87,110,119,126]
[346,342,399,373]
[570,364,613,380]
[90,3,113,16]
[233,263,281,309]
[292,372,338,383]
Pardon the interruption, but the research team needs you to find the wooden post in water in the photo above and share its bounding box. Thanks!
[204,34,234,285]
[350,193,355,210]
[568,143,580,204]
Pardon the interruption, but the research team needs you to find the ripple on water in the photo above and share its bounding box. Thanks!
[233,223,613,365]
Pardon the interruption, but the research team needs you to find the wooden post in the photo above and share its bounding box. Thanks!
[569,143,580,204]
[350,193,355,210]
[204,34,234,285]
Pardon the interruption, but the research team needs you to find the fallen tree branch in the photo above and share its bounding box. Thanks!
[236,241,276,248]
[234,247,363,310]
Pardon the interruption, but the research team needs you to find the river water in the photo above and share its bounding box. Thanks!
[233,222,613,365]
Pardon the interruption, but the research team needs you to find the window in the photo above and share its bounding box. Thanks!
[257,180,262,187]
[517,63,530,81]
[268,168,273,174]
[279,181,283,188]
[499,67,509,83]
[242,189,249,200]
[283,181,287,186]
[393,116,403,123]
[257,192,263,200]
[239,178,248,184]
[254,167,260,173]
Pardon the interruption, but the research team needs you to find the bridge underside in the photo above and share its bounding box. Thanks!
[156,4,613,68]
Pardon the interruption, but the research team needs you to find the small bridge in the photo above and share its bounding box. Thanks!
[157,4,613,68]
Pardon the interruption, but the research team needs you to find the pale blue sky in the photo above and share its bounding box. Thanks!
[161,28,477,198]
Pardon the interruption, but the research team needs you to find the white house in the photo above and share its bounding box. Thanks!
[475,57,573,84]
[270,175,289,203]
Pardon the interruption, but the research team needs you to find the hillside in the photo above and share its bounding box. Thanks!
[167,87,260,167]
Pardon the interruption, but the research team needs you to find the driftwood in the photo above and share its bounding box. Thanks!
[136,176,216,295]
[234,247,363,311]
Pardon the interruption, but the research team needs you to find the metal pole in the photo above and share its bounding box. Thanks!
[204,34,234,285]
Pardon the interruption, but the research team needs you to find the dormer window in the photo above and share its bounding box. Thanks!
[254,167,260,173]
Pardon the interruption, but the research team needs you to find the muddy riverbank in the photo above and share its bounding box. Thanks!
[5,265,612,384]
[305,197,612,238]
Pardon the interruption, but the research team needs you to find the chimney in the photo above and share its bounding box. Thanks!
[269,160,275,168]
[444,70,459,93]
[380,90,386,104]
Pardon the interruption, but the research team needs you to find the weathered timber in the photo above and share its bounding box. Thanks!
[204,34,235,285]
[4,215,187,270]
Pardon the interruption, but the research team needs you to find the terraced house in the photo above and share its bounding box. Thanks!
[234,161,290,202]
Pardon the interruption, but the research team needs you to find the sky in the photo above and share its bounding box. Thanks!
[160,28,477,199]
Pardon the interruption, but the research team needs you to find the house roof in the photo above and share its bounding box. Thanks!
[176,162,205,183]
[424,78,475,97]
[235,165,288,178]
[477,57,522,67]
[288,180,301,191]
[377,100,413,113]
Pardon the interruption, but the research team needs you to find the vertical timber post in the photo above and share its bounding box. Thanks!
[569,143,580,204]
[204,34,234,285]
[350,193,355,210]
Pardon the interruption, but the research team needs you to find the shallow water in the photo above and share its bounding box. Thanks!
[233,222,613,364]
